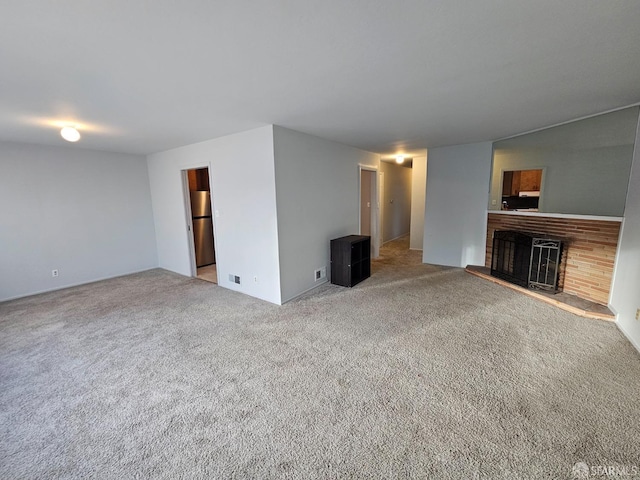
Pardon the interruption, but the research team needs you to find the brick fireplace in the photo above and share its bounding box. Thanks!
[486,213,621,306]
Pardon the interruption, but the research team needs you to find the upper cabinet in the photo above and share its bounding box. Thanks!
[503,169,542,196]
[518,169,542,193]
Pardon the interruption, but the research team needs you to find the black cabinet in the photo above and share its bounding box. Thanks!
[330,235,371,287]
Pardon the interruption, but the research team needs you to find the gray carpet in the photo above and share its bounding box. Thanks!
[1,237,639,479]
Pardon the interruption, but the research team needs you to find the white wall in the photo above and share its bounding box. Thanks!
[273,126,379,303]
[610,116,640,352]
[490,145,633,216]
[423,142,493,267]
[0,141,157,301]
[380,161,412,243]
[410,156,427,250]
[147,126,282,304]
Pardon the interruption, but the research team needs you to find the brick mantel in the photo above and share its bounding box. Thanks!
[486,212,621,306]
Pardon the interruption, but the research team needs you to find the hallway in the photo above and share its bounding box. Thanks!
[373,235,423,270]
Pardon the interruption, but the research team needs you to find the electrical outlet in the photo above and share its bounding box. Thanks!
[51,269,59,278]
[314,267,327,281]
[636,308,640,320]
[228,274,240,284]
[254,275,258,283]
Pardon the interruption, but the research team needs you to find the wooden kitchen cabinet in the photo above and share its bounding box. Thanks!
[520,169,542,191]
[503,169,542,195]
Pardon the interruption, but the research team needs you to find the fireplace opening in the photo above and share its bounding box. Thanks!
[491,230,563,292]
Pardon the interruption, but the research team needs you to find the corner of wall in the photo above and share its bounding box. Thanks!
[146,126,283,305]
[0,141,157,301]
[423,142,492,267]
[272,127,379,302]
[609,109,640,353]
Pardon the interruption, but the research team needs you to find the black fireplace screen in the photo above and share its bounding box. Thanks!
[529,238,562,291]
[491,230,562,292]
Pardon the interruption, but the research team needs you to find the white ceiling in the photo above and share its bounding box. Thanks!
[1,1,640,156]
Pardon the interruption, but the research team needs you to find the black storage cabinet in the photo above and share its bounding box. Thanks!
[330,235,371,287]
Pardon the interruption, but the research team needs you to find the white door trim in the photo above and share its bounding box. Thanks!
[181,164,217,278]
[358,164,380,258]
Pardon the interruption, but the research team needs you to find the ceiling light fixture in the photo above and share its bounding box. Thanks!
[60,126,81,142]
[395,155,405,164]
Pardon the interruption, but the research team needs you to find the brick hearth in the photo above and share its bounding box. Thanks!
[486,213,621,306]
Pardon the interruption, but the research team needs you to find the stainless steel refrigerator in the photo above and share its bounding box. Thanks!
[190,191,215,267]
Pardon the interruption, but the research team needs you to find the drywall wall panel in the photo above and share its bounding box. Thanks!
[147,126,282,304]
[489,107,638,216]
[610,114,640,352]
[423,142,492,267]
[491,145,633,215]
[0,141,157,301]
[380,161,412,243]
[410,156,427,250]
[273,126,379,303]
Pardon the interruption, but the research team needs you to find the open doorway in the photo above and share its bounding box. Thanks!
[379,159,412,247]
[359,166,380,258]
[184,167,218,284]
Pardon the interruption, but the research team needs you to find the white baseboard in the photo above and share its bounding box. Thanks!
[382,233,410,244]
[0,267,159,303]
[616,321,640,354]
[281,279,329,304]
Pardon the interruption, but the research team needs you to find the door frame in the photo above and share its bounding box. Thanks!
[181,164,218,278]
[358,164,381,259]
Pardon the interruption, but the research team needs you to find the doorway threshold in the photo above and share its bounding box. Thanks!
[465,265,614,321]
[197,264,218,284]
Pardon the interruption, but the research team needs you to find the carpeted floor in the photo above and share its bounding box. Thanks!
[1,237,639,479]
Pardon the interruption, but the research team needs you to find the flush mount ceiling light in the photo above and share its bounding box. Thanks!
[60,126,81,142]
[395,155,405,164]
